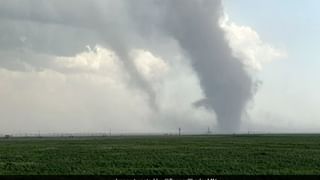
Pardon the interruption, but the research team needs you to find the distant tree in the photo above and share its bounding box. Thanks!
[4,135,10,139]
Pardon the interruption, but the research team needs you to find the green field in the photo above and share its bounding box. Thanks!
[1,135,320,175]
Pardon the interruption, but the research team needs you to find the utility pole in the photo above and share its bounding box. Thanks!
[207,127,211,135]
[178,128,181,136]
[109,129,112,136]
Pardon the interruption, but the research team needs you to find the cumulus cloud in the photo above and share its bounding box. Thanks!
[0,44,214,134]
[0,0,289,134]
[131,49,169,81]
[220,14,287,71]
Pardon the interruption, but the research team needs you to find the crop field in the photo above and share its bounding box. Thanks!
[1,135,320,175]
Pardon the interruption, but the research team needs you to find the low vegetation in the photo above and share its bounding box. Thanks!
[1,135,320,175]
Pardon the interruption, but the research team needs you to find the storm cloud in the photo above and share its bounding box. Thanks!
[0,0,255,132]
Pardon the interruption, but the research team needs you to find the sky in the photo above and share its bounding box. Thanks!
[0,0,319,134]
[223,0,320,132]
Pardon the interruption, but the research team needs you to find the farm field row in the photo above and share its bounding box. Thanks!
[1,135,320,175]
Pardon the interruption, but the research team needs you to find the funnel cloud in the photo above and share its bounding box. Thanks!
[0,0,256,132]
[157,0,253,131]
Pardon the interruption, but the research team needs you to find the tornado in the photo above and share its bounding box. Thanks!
[0,0,254,131]
[160,0,253,131]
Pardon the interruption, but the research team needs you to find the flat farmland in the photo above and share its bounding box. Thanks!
[1,135,320,175]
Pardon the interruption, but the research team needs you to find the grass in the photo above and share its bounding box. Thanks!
[1,134,320,175]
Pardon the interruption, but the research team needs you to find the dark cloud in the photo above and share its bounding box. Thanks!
[153,0,253,131]
[0,0,254,131]
[0,0,158,108]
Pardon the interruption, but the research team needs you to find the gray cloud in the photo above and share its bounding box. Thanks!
[0,0,159,108]
[158,0,253,131]
[0,0,254,131]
